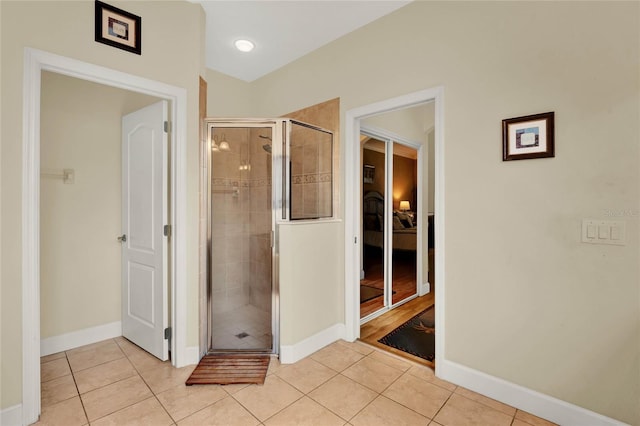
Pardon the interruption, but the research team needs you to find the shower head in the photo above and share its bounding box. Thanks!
[259,135,272,154]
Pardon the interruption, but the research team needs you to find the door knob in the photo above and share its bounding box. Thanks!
[117,234,127,243]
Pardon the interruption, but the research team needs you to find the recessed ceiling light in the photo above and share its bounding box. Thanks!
[234,39,255,52]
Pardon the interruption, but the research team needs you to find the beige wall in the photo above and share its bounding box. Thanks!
[363,103,434,143]
[279,221,344,345]
[205,68,253,117]
[207,2,640,423]
[1,0,204,410]
[40,71,159,339]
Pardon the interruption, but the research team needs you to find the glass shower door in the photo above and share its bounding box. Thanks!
[209,124,274,351]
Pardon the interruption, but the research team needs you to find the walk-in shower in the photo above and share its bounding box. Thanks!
[204,118,334,354]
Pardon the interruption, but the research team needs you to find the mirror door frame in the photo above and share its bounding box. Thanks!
[359,125,424,324]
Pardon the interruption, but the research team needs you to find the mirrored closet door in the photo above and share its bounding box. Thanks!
[360,131,420,322]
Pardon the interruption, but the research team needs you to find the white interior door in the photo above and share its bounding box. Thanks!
[121,100,169,360]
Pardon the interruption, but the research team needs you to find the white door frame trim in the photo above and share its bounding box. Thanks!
[22,48,188,425]
[344,86,445,376]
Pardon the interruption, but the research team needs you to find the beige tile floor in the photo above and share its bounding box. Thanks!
[36,337,557,426]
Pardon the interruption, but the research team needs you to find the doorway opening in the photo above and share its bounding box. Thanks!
[22,48,189,425]
[39,72,168,360]
[344,86,445,374]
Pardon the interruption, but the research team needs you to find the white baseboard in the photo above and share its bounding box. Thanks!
[439,359,627,426]
[40,321,122,356]
[182,346,201,366]
[419,281,431,296]
[280,323,345,364]
[0,404,22,426]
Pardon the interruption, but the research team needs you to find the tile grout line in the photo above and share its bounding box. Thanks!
[79,338,163,424]
[65,339,130,373]
[78,339,133,424]
[272,364,349,423]
[64,349,90,425]
[453,386,520,420]
[227,388,277,425]
[306,349,412,423]
[430,390,454,424]
[330,349,456,424]
[114,338,179,424]
[253,393,307,424]
[377,369,438,422]
[304,371,373,424]
[167,390,236,424]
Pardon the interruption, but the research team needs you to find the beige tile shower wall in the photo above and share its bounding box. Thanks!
[211,128,251,313]
[290,124,333,219]
[248,128,272,313]
[285,98,340,219]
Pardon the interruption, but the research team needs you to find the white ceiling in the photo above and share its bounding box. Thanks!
[195,1,412,82]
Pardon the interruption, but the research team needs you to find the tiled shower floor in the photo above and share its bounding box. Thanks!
[211,304,272,350]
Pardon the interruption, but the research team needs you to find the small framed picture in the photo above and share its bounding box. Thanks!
[363,165,375,184]
[502,112,554,161]
[95,1,141,55]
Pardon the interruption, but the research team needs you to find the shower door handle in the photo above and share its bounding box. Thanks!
[117,234,127,243]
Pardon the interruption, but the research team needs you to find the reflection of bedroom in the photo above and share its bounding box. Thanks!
[362,141,418,249]
[360,138,420,318]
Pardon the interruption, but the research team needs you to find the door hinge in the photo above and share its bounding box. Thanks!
[164,224,171,237]
[163,121,171,133]
[164,327,171,340]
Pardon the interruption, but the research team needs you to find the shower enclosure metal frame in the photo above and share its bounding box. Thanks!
[205,119,283,355]
[205,117,334,355]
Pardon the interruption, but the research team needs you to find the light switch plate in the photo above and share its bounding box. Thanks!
[582,219,625,245]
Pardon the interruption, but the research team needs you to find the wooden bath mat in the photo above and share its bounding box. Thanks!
[185,353,270,386]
